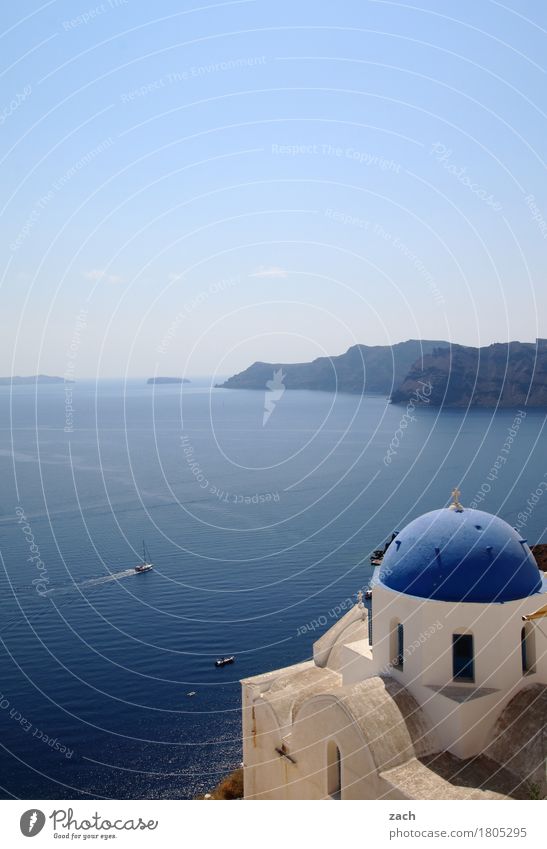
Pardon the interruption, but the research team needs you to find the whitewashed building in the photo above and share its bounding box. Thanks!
[241,495,547,799]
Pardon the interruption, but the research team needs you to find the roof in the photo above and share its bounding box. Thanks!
[379,506,543,603]
[261,665,341,728]
[313,603,369,668]
[383,755,520,800]
[486,684,547,797]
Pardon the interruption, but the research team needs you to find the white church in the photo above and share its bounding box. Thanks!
[241,492,547,799]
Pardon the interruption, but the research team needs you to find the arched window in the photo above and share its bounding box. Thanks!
[390,620,404,669]
[521,624,536,674]
[452,633,474,682]
[326,740,342,799]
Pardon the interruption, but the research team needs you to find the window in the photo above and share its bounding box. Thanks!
[521,624,536,674]
[452,633,474,682]
[397,623,404,669]
[327,741,342,799]
[390,620,404,669]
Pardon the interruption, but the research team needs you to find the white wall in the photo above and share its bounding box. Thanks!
[371,583,547,756]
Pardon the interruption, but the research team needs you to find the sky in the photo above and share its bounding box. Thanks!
[1,0,546,378]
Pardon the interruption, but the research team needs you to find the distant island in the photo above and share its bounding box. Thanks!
[147,377,191,385]
[217,339,547,408]
[0,375,64,386]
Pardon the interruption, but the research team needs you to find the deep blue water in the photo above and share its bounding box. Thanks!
[0,380,546,799]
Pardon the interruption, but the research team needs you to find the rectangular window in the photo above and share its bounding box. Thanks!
[521,624,536,674]
[396,623,404,669]
[452,633,474,682]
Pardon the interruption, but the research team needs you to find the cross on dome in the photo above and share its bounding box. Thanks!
[449,487,464,511]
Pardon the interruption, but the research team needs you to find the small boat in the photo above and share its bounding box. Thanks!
[186,691,196,697]
[215,656,235,667]
[364,589,372,600]
[135,541,153,573]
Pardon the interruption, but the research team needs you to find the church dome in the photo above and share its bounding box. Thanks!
[378,503,543,603]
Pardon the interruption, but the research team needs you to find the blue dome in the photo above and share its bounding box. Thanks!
[378,507,542,603]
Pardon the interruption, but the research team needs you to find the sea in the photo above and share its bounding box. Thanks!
[0,379,545,799]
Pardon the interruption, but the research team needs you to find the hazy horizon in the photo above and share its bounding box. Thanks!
[4,333,547,382]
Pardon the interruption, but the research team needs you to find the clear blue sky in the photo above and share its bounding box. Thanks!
[1,0,546,377]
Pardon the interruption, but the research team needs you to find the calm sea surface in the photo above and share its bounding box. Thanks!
[0,380,546,798]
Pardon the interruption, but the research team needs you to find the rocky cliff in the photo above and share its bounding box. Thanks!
[390,341,547,408]
[217,340,448,395]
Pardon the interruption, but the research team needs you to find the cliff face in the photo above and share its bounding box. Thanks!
[531,545,547,573]
[217,340,448,395]
[390,342,547,407]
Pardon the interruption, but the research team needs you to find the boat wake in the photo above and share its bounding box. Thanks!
[0,569,146,638]
[44,568,142,597]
